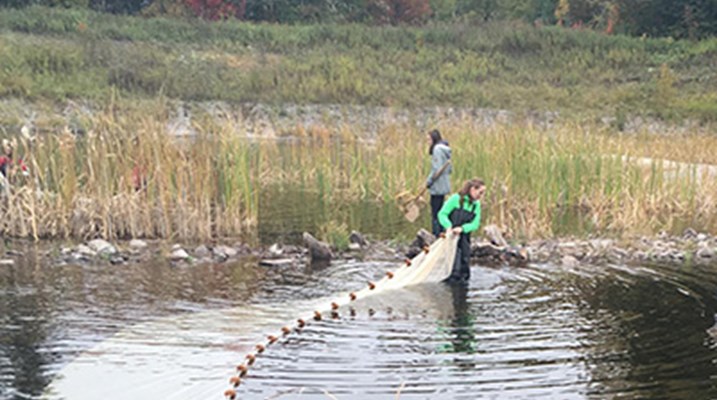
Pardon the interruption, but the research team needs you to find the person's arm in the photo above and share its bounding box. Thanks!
[427,146,451,188]
[426,151,440,188]
[437,193,459,230]
[461,201,482,233]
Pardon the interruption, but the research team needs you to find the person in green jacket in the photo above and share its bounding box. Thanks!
[438,178,486,284]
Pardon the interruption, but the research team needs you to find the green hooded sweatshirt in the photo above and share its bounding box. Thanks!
[437,193,482,233]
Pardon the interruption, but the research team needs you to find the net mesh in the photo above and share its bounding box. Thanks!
[312,231,458,312]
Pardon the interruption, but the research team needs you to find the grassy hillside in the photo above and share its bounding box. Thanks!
[1,6,716,122]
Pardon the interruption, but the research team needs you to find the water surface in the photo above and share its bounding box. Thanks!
[1,246,716,399]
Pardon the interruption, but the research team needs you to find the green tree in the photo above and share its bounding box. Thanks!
[455,0,501,21]
[430,0,458,20]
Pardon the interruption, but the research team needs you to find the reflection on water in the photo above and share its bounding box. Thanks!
[1,245,717,399]
[257,184,420,245]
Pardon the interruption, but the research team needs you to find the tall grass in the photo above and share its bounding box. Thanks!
[1,105,716,241]
[0,6,715,121]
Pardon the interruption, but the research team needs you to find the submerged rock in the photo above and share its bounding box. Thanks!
[561,255,579,268]
[696,245,715,259]
[259,258,295,267]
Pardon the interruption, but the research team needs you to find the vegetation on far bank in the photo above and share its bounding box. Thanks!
[2,104,717,242]
[0,6,716,123]
[2,0,716,40]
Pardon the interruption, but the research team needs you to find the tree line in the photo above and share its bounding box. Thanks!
[1,0,715,39]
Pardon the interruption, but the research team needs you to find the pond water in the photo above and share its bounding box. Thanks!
[2,240,717,399]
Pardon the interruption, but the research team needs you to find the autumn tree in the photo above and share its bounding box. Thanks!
[185,0,246,20]
[367,0,433,25]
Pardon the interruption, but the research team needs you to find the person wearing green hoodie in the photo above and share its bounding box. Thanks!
[438,178,486,284]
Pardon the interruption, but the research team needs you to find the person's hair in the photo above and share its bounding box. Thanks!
[428,129,443,155]
[458,178,485,207]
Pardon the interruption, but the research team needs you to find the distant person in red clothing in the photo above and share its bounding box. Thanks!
[0,139,28,183]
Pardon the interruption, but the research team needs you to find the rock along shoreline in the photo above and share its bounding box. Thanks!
[1,226,715,270]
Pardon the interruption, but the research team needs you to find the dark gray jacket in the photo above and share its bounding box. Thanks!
[426,142,452,195]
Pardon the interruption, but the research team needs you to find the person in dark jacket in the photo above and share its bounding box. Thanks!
[426,129,452,236]
[438,178,485,284]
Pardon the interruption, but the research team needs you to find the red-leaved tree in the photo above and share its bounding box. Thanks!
[367,0,432,25]
[185,0,246,20]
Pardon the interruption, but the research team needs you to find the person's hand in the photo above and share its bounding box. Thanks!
[452,226,463,234]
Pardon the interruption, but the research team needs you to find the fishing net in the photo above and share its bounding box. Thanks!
[223,231,460,398]
[303,231,459,314]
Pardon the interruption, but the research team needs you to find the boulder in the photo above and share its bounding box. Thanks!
[169,248,190,261]
[349,231,368,247]
[268,243,283,256]
[483,224,508,247]
[194,245,211,258]
[129,239,148,250]
[412,229,435,248]
[302,232,333,262]
[76,244,96,257]
[87,239,117,255]
[213,245,238,259]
